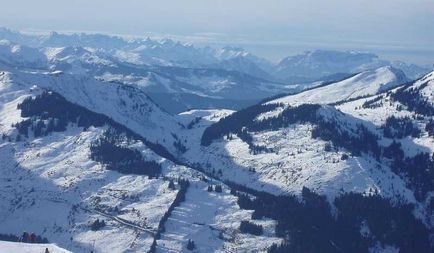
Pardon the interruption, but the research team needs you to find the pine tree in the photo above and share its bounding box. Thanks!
[214,184,222,193]
[186,239,195,250]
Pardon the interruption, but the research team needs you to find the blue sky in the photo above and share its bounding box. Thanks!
[0,0,433,64]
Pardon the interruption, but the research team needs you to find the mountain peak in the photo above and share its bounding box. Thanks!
[270,66,408,106]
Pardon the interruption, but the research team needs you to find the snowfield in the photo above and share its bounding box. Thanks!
[269,66,407,106]
[181,115,415,202]
[0,241,72,253]
[155,181,281,253]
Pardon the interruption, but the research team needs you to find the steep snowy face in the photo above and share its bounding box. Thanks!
[410,70,434,104]
[269,66,408,106]
[0,40,47,69]
[0,70,181,153]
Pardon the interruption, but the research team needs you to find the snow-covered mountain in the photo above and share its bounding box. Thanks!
[270,66,408,106]
[0,40,47,69]
[0,69,281,252]
[181,71,434,252]
[0,26,433,253]
[1,27,429,82]
[39,45,292,113]
[1,67,433,253]
[0,33,293,113]
[0,28,273,79]
[194,70,432,198]
[0,28,430,115]
[275,49,429,82]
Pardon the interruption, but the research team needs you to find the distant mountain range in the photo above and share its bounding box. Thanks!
[0,27,432,114]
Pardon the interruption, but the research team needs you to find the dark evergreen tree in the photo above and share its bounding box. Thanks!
[91,219,106,231]
[425,119,434,136]
[383,141,404,160]
[186,239,195,250]
[214,184,223,193]
[239,220,263,235]
[382,116,420,138]
[207,185,213,192]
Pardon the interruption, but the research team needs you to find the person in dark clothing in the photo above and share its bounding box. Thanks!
[30,232,36,243]
[45,248,50,253]
[21,231,29,243]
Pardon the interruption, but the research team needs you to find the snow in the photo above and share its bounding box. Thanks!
[0,40,47,69]
[269,66,407,106]
[177,109,234,125]
[411,70,434,105]
[155,181,281,253]
[274,49,429,81]
[178,70,434,215]
[182,120,415,203]
[0,241,72,253]
[0,76,181,252]
[0,75,280,252]
[0,27,433,253]
[0,69,181,153]
[0,127,178,252]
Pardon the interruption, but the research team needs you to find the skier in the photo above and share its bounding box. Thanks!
[45,248,50,253]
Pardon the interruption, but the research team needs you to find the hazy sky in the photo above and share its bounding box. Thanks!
[0,0,433,64]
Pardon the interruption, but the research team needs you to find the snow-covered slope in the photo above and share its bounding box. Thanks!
[154,181,281,253]
[275,49,429,82]
[0,40,47,69]
[186,71,434,224]
[0,69,281,252]
[180,105,414,202]
[269,66,408,106]
[0,70,181,252]
[0,69,180,153]
[0,241,72,253]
